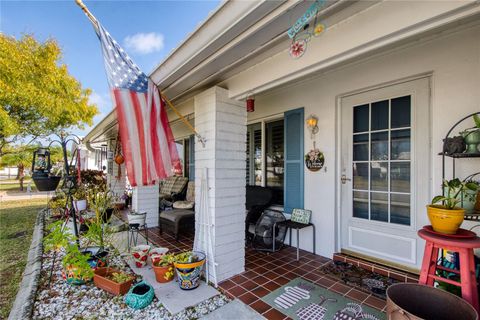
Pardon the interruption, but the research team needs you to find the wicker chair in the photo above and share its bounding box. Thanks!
[158,176,189,210]
[159,182,195,240]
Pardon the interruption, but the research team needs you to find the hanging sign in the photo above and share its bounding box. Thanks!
[287,0,326,39]
[305,148,325,172]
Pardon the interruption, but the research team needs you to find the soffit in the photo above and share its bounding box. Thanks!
[152,0,374,102]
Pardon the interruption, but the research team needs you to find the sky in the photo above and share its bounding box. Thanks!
[1,0,221,136]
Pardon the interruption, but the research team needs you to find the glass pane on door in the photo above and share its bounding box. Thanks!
[352,96,412,225]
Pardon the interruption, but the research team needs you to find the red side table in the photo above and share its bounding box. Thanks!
[418,228,480,312]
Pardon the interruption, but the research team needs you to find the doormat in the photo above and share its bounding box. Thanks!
[262,278,385,320]
[319,261,399,299]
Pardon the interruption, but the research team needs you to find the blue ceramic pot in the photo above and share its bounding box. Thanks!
[124,281,154,309]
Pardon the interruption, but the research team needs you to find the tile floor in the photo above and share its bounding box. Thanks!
[142,226,387,320]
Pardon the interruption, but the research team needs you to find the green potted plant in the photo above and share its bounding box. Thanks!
[152,253,175,283]
[460,114,480,154]
[48,192,67,218]
[62,244,95,285]
[428,178,479,234]
[173,251,206,290]
[44,221,95,284]
[94,268,135,295]
[88,190,115,223]
[72,186,88,211]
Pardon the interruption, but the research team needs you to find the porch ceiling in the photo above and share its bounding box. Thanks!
[151,0,369,102]
[82,109,118,149]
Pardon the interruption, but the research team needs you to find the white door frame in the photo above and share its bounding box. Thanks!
[334,73,432,269]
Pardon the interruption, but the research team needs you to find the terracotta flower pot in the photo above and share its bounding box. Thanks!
[131,245,150,268]
[149,247,168,265]
[94,268,134,295]
[427,205,465,234]
[152,263,174,283]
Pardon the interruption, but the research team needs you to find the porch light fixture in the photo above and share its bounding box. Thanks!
[246,94,255,112]
[306,114,319,135]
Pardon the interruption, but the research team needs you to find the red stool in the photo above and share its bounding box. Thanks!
[418,228,480,312]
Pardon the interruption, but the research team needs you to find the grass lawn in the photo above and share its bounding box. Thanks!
[0,199,47,318]
[0,181,36,192]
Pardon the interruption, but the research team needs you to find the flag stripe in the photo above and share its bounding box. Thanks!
[149,90,167,178]
[118,89,143,185]
[130,91,148,185]
[113,89,137,187]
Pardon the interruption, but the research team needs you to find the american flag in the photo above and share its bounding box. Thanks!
[95,23,181,186]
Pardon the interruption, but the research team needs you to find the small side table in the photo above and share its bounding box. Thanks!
[418,228,480,313]
[127,223,149,251]
[274,220,315,261]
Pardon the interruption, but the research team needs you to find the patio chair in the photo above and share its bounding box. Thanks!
[245,186,274,243]
[159,181,195,240]
[159,176,189,210]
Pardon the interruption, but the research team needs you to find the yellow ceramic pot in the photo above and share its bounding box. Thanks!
[427,205,465,235]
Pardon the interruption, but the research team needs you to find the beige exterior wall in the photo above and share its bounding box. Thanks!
[173,24,480,260]
[243,24,480,258]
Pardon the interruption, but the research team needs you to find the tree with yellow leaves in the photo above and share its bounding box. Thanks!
[0,34,98,156]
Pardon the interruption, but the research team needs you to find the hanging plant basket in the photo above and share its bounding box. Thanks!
[32,175,61,192]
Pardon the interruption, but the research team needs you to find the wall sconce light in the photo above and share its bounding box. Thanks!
[246,94,255,112]
[306,114,319,135]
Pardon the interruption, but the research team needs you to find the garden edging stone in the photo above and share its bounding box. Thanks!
[8,209,45,320]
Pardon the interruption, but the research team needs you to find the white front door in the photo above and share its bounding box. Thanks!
[340,77,430,270]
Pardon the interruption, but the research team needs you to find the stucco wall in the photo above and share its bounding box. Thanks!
[244,24,480,258]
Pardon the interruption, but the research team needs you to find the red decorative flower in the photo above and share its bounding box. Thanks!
[141,255,147,261]
[135,261,142,268]
[132,252,140,259]
[289,40,306,59]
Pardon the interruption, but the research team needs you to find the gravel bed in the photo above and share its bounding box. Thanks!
[32,244,229,319]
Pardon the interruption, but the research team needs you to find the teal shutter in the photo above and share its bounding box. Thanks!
[188,135,195,181]
[284,108,304,213]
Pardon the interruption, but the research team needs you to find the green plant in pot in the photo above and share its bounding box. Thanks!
[62,244,94,284]
[44,221,94,284]
[93,267,135,296]
[152,253,175,283]
[460,114,480,154]
[83,191,115,268]
[428,178,479,234]
[88,189,115,223]
[72,186,88,211]
[48,192,67,217]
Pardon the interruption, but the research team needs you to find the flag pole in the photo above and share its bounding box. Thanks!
[75,0,99,31]
[160,94,206,147]
[75,0,206,148]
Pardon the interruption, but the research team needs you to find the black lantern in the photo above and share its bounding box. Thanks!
[31,147,61,191]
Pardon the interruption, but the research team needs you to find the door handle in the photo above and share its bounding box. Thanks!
[341,174,352,184]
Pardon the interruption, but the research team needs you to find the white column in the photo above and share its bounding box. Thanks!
[132,184,160,227]
[194,86,246,283]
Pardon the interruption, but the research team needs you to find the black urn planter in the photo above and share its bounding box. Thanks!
[82,247,109,269]
[32,174,61,191]
[101,208,114,223]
